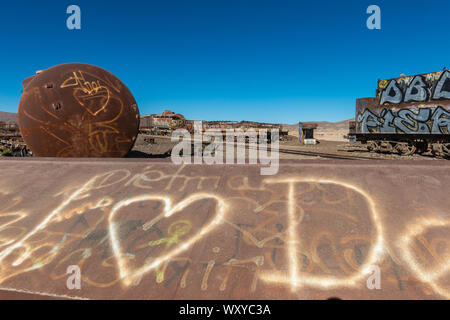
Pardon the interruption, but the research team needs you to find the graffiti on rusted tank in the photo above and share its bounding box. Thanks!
[377,70,450,105]
[357,99,450,134]
[356,70,450,135]
[18,63,140,157]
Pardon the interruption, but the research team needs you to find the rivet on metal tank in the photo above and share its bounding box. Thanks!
[18,63,140,157]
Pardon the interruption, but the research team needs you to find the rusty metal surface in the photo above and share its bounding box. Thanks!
[376,70,449,106]
[139,111,187,136]
[356,69,450,136]
[0,158,449,300]
[300,123,318,130]
[18,63,140,157]
[200,121,284,131]
[356,97,450,136]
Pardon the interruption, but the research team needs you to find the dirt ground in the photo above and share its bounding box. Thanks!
[288,130,349,143]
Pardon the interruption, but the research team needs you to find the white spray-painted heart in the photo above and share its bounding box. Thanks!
[108,193,227,286]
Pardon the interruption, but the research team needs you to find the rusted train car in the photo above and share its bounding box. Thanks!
[353,69,450,158]
[140,110,186,135]
[0,121,30,157]
[0,121,19,132]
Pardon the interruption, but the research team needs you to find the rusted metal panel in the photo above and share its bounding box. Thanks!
[376,70,449,106]
[356,99,450,135]
[18,63,140,157]
[356,68,450,135]
[139,111,187,135]
[300,122,318,130]
[0,158,448,300]
[153,117,174,129]
[201,121,284,130]
[139,116,154,130]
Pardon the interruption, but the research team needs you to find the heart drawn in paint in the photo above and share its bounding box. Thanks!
[108,193,227,286]
[74,85,110,117]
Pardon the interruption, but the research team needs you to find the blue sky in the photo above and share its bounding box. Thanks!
[0,0,448,123]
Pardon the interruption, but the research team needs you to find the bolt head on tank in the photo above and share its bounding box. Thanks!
[18,63,140,157]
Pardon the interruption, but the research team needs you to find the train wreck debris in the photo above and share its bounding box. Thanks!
[139,112,289,143]
[140,110,186,136]
[18,63,140,157]
[352,69,450,158]
[0,121,31,157]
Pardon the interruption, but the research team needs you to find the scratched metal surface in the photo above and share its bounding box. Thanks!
[0,159,448,300]
[18,63,140,157]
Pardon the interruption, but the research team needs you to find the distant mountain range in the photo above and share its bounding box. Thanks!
[283,119,354,133]
[311,120,354,132]
[0,111,17,123]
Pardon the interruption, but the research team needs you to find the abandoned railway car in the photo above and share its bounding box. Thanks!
[353,69,450,158]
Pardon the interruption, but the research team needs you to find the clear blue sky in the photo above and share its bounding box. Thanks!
[0,0,448,123]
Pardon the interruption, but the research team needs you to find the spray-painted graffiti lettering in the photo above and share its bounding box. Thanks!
[357,106,450,134]
[378,70,450,105]
[0,162,448,299]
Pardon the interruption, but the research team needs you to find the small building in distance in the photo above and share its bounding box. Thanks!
[299,122,318,145]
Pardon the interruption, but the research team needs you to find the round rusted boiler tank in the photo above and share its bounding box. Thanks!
[18,63,140,157]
